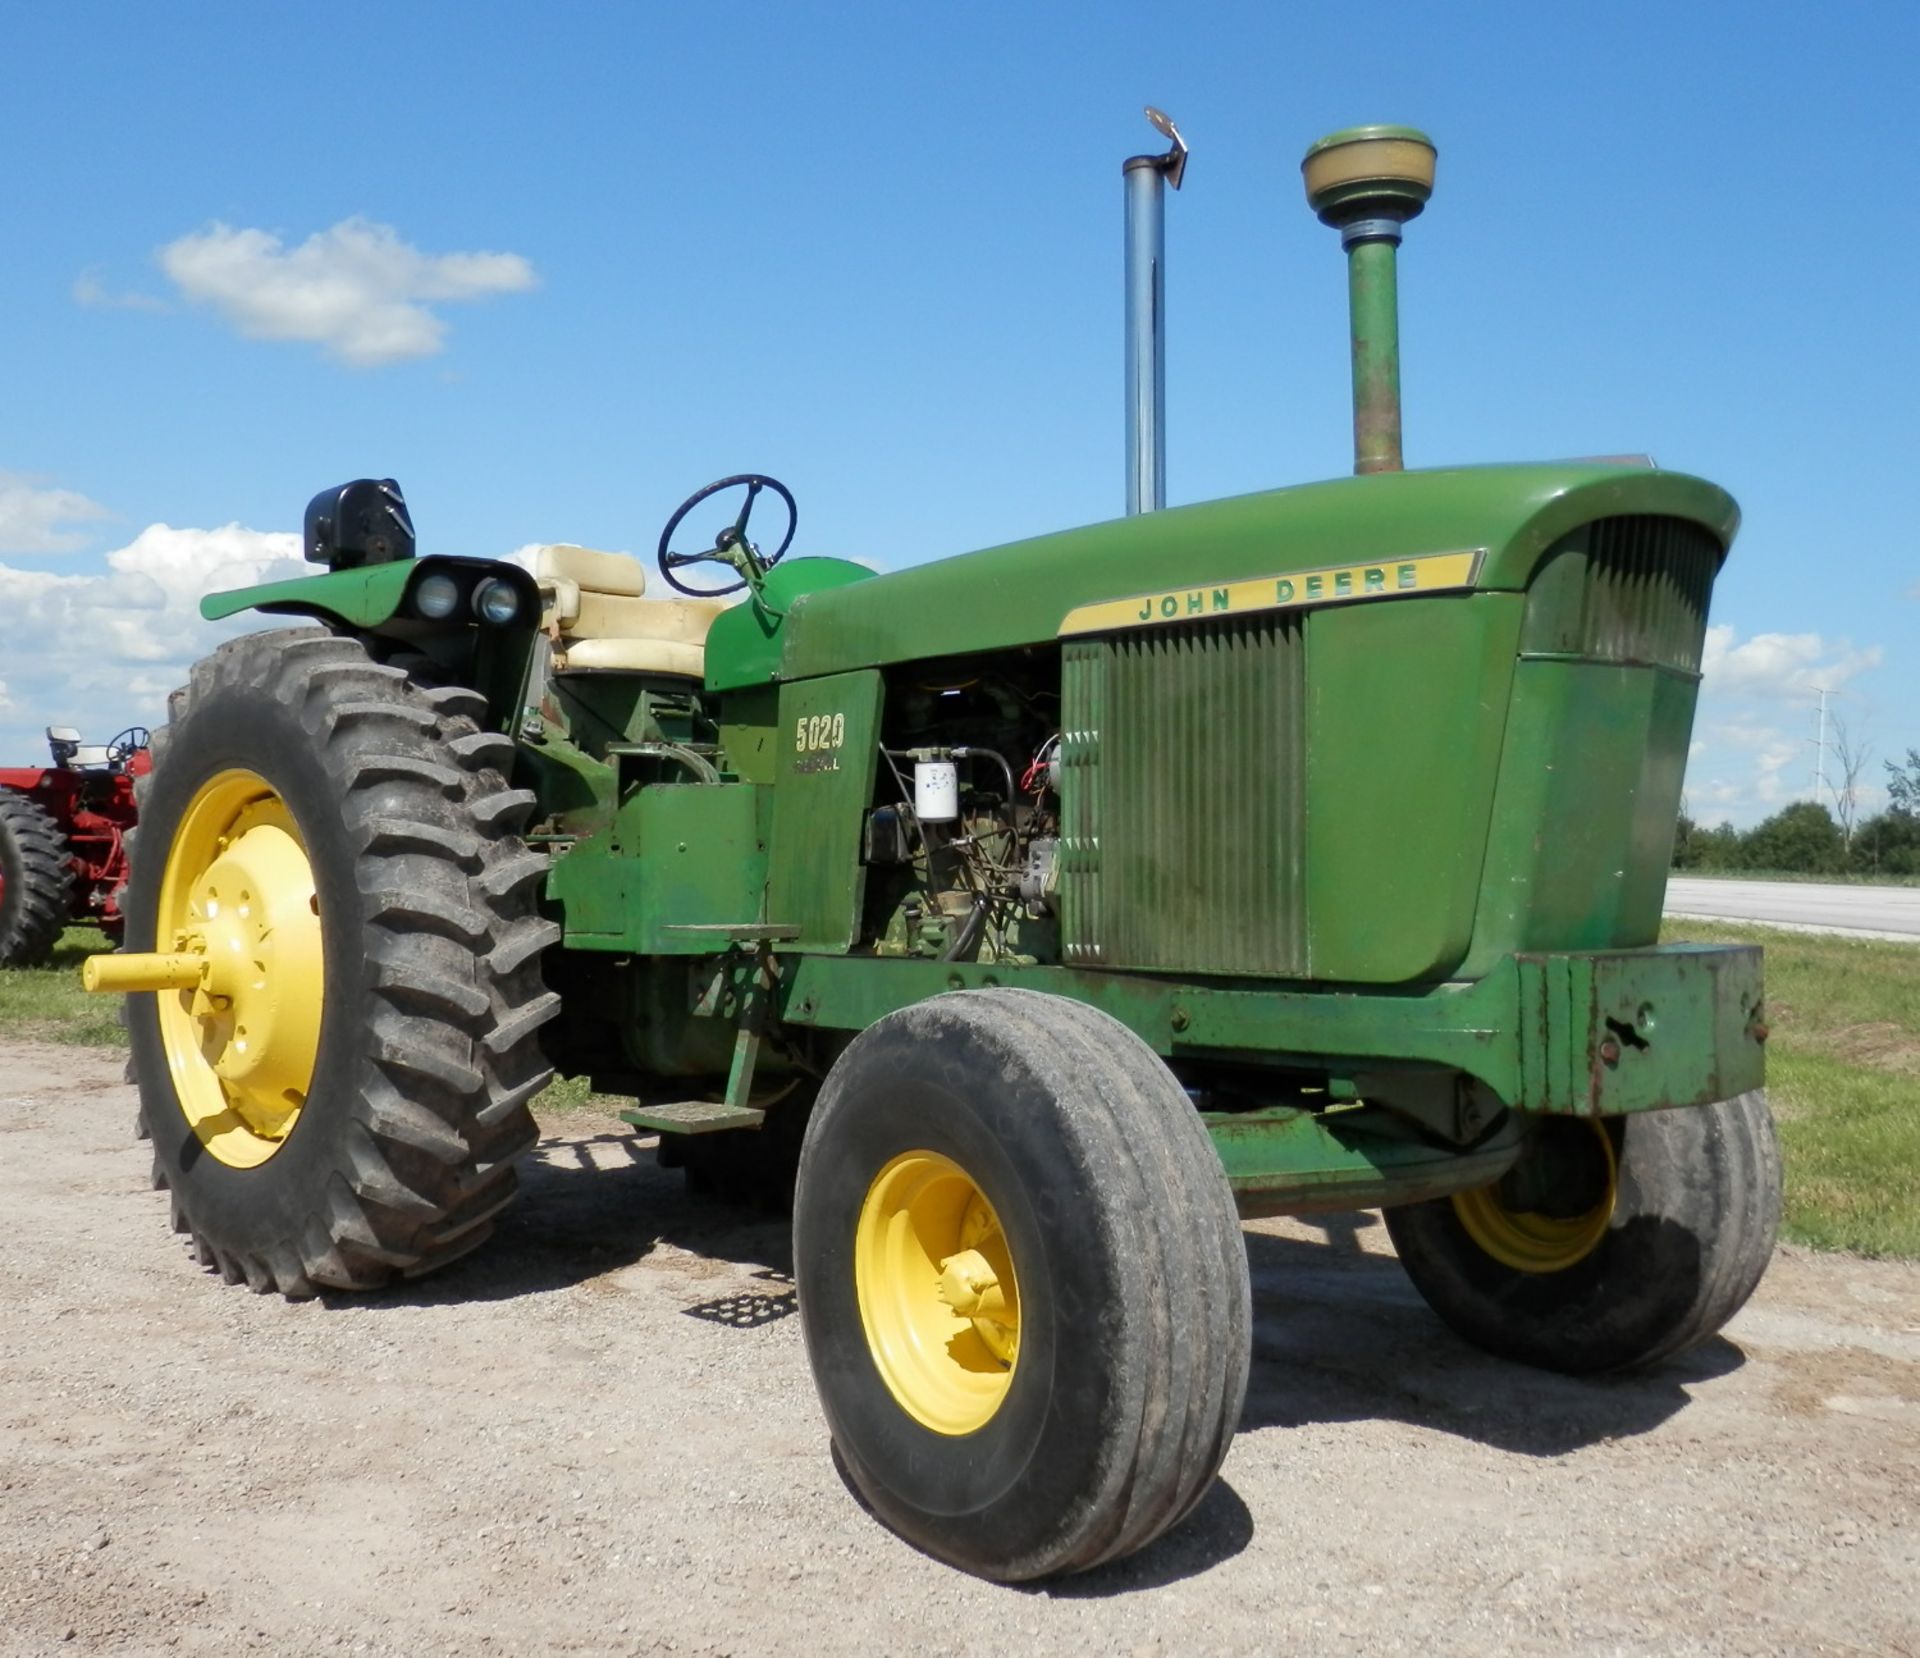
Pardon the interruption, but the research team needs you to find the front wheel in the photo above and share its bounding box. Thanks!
[794,989,1250,1581]
[1385,1093,1781,1373]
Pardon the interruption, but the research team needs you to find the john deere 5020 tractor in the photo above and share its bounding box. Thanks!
[86,122,1777,1582]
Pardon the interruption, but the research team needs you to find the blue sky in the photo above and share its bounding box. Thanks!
[1,0,1912,826]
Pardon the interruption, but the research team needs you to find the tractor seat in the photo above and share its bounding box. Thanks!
[532,544,731,678]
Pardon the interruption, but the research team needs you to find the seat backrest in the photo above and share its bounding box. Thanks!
[529,542,727,678]
[534,543,648,598]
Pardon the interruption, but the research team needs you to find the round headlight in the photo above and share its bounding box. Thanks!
[473,576,521,626]
[414,573,462,620]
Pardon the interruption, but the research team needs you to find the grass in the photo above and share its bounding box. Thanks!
[5,921,1911,1256]
[1664,920,1920,1258]
[0,926,126,1046]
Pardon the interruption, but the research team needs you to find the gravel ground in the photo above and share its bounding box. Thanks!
[2,1040,1916,1658]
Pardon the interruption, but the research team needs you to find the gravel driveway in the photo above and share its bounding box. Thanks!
[2,1041,1915,1657]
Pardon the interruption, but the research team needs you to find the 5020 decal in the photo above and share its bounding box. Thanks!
[792,711,847,774]
[794,713,846,754]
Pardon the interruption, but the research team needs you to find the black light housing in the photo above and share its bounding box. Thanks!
[304,478,417,568]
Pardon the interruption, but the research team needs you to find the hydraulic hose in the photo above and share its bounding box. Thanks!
[940,897,990,962]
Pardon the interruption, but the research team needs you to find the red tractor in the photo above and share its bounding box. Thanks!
[0,725,149,966]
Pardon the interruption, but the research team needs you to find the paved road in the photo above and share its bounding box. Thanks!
[1666,876,1920,940]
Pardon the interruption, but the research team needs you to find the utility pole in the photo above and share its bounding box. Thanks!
[1811,686,1830,803]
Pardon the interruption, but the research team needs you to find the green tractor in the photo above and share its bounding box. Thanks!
[85,122,1776,1582]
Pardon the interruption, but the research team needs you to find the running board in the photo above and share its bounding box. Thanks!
[620,1101,767,1136]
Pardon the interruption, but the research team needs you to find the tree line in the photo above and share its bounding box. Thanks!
[1675,748,1920,875]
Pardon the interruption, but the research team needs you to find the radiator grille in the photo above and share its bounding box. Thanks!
[1521,514,1720,673]
[1060,613,1306,976]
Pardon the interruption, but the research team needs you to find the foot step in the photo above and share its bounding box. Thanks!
[620,1101,767,1136]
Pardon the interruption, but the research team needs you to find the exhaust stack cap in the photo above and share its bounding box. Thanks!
[1302,124,1436,236]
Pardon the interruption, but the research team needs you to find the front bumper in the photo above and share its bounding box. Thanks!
[1511,944,1765,1114]
[781,942,1767,1117]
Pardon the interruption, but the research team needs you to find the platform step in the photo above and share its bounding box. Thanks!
[620,1101,767,1136]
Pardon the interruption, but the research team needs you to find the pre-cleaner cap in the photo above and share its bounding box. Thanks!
[1302,124,1437,227]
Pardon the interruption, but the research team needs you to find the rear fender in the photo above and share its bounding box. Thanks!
[201,557,541,733]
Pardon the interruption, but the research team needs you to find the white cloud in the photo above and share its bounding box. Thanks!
[1700,623,1881,699]
[0,524,304,760]
[157,217,538,366]
[72,267,169,313]
[0,472,112,554]
[1685,625,1891,827]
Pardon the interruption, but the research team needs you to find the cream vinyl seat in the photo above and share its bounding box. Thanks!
[533,544,731,678]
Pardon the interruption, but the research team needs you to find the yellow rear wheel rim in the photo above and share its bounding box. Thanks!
[154,770,325,1170]
[855,1150,1021,1436]
[1452,1120,1618,1274]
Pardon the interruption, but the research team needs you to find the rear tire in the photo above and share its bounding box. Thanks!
[0,792,73,967]
[794,988,1249,1581]
[1385,1093,1781,1373]
[126,628,561,1297]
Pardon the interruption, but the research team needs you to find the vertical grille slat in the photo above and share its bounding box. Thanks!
[1061,612,1306,976]
[1521,513,1719,671]
[1559,514,1718,673]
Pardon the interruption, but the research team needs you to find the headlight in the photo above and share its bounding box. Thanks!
[473,577,521,626]
[414,573,462,620]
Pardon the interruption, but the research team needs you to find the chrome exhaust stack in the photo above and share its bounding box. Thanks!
[1123,107,1187,515]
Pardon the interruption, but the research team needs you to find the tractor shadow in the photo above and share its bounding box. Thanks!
[825,1437,1258,1594]
[362,1133,1746,1470]
[1237,1212,1746,1457]
[338,1126,795,1310]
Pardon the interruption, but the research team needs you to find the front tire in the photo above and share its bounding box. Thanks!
[0,791,73,966]
[1385,1093,1781,1373]
[126,629,560,1297]
[794,989,1250,1581]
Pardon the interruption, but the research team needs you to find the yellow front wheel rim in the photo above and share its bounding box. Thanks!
[1453,1121,1618,1274]
[154,770,325,1170]
[855,1151,1021,1436]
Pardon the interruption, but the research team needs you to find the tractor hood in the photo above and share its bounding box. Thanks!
[703,461,1737,691]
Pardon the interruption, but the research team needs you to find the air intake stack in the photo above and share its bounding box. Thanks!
[1302,125,1437,475]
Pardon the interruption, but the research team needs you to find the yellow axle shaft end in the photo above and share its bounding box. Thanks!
[82,951,206,994]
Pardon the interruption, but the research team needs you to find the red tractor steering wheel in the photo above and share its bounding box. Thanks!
[106,727,151,766]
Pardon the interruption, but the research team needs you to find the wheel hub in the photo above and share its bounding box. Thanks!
[855,1151,1022,1435]
[89,771,326,1170]
[1452,1118,1618,1274]
[182,823,321,1107]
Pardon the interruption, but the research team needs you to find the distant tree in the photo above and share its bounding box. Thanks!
[1696,821,1745,870]
[1887,748,1920,819]
[1850,809,1920,876]
[1672,810,1701,869]
[1739,801,1844,874]
[1672,810,1743,871]
[1823,715,1871,848]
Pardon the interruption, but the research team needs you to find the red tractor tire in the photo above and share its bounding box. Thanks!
[0,791,75,967]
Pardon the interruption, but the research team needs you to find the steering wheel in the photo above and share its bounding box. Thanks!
[106,726,151,765]
[656,474,796,598]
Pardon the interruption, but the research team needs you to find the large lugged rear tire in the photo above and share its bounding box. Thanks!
[1384,1092,1781,1374]
[0,791,74,967]
[794,988,1250,1582]
[125,628,560,1297]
